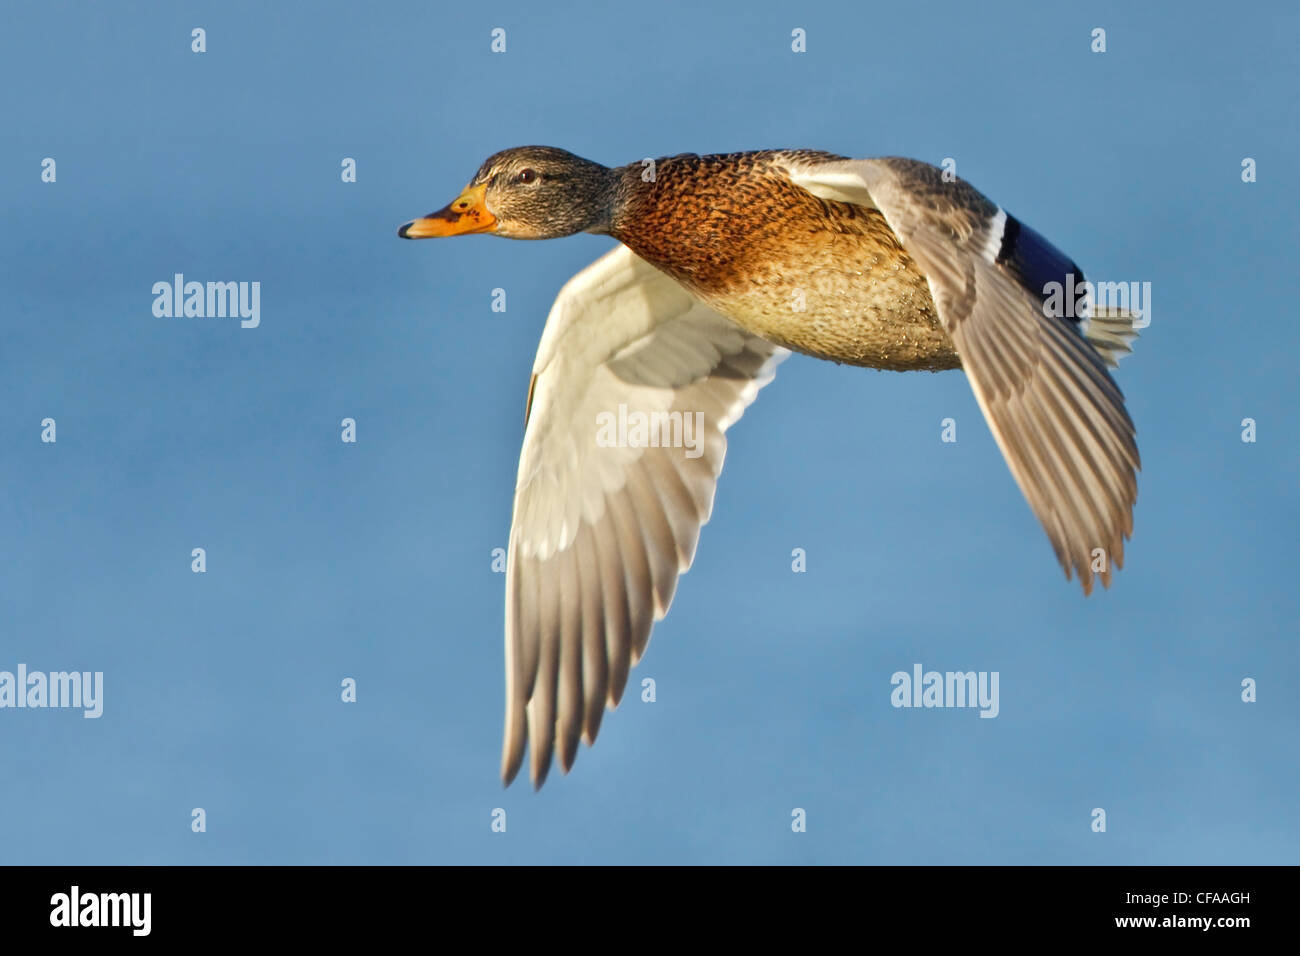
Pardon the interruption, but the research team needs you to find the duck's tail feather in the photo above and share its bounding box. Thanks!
[1081,307,1141,368]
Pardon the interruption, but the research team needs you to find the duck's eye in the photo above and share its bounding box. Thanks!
[516,168,537,185]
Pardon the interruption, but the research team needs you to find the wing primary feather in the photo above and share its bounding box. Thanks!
[527,559,561,787]
[555,545,584,772]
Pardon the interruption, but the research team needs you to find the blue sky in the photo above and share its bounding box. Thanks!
[2,0,1297,864]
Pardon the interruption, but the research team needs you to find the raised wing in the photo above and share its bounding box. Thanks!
[503,244,788,786]
[790,157,1139,594]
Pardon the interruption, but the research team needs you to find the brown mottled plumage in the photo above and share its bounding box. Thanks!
[610,152,958,371]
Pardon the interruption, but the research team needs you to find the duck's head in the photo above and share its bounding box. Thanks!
[399,146,618,241]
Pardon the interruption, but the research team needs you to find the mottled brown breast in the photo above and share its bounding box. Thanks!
[611,151,961,372]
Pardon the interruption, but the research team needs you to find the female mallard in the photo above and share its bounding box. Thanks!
[399,147,1140,787]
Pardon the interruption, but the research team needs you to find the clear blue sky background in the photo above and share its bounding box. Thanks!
[2,0,1297,864]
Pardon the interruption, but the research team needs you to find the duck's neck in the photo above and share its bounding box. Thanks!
[580,163,639,237]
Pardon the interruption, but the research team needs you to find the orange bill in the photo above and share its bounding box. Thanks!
[398,182,497,238]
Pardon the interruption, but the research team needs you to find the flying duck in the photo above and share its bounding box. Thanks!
[399,147,1141,788]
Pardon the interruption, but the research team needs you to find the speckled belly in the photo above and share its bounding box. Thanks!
[699,228,962,372]
[614,168,964,372]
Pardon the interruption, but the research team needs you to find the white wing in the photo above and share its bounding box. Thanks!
[790,157,1139,594]
[503,244,788,786]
